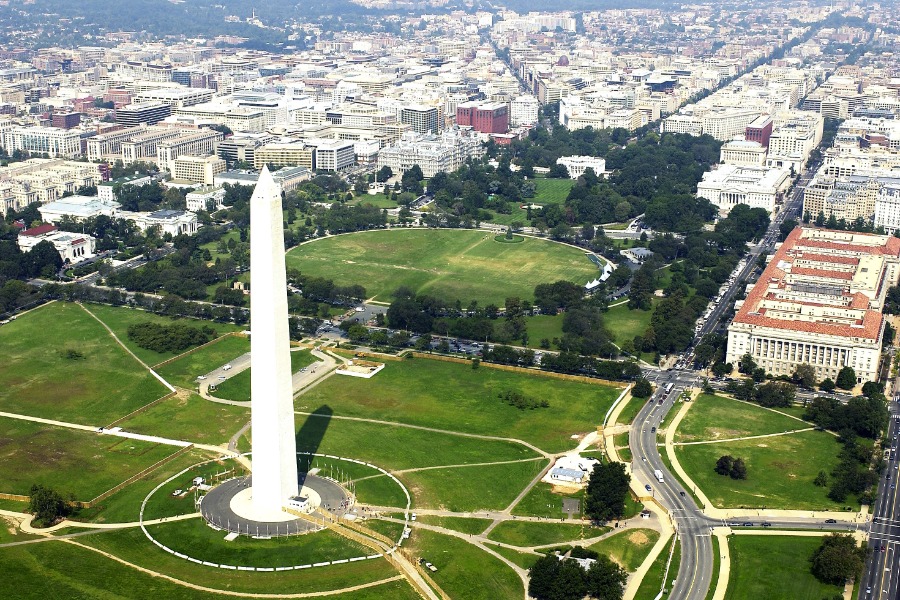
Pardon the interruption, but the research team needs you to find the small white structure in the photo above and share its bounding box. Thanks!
[336,359,386,379]
[17,224,96,262]
[543,455,599,487]
[186,187,226,212]
[550,467,587,483]
[621,247,654,263]
[556,155,606,179]
[287,495,311,513]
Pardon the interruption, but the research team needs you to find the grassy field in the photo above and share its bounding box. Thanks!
[79,527,406,595]
[676,429,849,510]
[487,521,607,547]
[705,535,720,600]
[74,449,212,524]
[512,482,584,518]
[605,301,654,346]
[81,303,243,366]
[0,418,180,500]
[488,544,541,569]
[293,414,540,471]
[116,392,248,447]
[350,192,398,208]
[589,528,660,572]
[0,541,420,600]
[675,395,808,443]
[213,349,320,402]
[634,536,679,600]
[416,516,492,535]
[614,432,632,462]
[146,517,369,567]
[286,229,599,305]
[299,356,621,453]
[407,529,523,600]
[156,335,249,388]
[615,394,647,426]
[401,459,548,512]
[723,535,844,600]
[524,314,565,348]
[533,178,575,204]
[0,302,169,425]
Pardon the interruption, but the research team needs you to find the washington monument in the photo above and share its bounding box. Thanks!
[249,166,299,512]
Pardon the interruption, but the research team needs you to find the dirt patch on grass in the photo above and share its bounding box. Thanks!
[628,530,650,545]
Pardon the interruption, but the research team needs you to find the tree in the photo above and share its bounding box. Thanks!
[792,363,817,389]
[527,555,561,600]
[810,534,866,585]
[729,458,747,480]
[820,378,836,392]
[715,455,734,476]
[29,484,71,526]
[584,555,627,600]
[738,353,757,374]
[836,366,856,390]
[814,471,828,487]
[632,378,653,399]
[585,462,630,522]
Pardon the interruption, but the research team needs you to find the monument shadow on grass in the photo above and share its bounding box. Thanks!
[295,405,332,488]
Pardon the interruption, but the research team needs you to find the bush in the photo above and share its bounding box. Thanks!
[498,389,548,410]
[29,484,71,527]
[126,321,218,354]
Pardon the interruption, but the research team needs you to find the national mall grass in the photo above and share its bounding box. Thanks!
[0,302,169,424]
[286,229,598,305]
[299,356,622,453]
[675,394,808,443]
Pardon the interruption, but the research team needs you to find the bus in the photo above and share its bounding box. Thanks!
[664,383,674,395]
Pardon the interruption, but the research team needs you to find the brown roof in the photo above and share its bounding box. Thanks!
[19,224,57,237]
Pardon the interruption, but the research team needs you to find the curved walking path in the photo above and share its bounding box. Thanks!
[673,427,817,446]
[0,508,201,535]
[61,538,407,599]
[77,302,175,393]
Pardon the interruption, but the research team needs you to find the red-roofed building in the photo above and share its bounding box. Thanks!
[726,227,900,384]
[17,224,95,263]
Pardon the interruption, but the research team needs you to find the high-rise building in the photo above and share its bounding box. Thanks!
[456,101,509,134]
[400,105,440,135]
[115,102,172,127]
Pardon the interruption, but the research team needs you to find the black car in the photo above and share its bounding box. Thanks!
[824,519,837,524]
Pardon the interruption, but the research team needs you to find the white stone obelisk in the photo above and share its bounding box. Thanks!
[250,166,298,514]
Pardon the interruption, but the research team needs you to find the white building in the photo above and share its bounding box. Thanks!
[186,187,226,212]
[117,209,199,236]
[39,195,120,223]
[17,224,96,262]
[377,128,483,179]
[2,126,82,158]
[696,164,791,215]
[726,228,900,384]
[98,174,154,202]
[556,155,606,179]
[156,130,223,173]
[720,139,767,167]
[172,154,226,185]
[510,95,539,127]
[305,138,356,171]
[875,183,900,235]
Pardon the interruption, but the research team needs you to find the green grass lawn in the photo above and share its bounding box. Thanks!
[79,526,406,595]
[605,301,654,346]
[145,517,369,567]
[615,432,632,462]
[511,482,584,517]
[407,529,523,600]
[589,527,660,572]
[723,535,844,600]
[675,394,809,443]
[156,335,249,388]
[350,192,398,208]
[705,535,720,600]
[286,229,598,305]
[483,203,532,226]
[292,414,540,471]
[417,516,492,535]
[0,418,180,500]
[488,544,541,569]
[299,356,621,453]
[401,459,548,511]
[74,449,211,524]
[676,429,850,510]
[633,534,678,600]
[81,302,242,366]
[524,314,564,349]
[213,349,319,402]
[0,541,417,600]
[533,178,575,204]
[0,302,169,425]
[115,392,248,447]
[487,520,607,547]
[615,394,647,426]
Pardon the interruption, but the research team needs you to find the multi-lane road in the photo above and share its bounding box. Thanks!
[859,406,900,600]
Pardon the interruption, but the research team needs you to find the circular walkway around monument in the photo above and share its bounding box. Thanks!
[138,452,412,572]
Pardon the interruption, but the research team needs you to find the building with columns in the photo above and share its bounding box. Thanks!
[726,227,900,384]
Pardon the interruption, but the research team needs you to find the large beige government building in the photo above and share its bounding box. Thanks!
[726,227,900,384]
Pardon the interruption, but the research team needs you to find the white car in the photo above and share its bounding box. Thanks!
[196,375,206,380]
[172,489,184,496]
[222,364,232,371]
